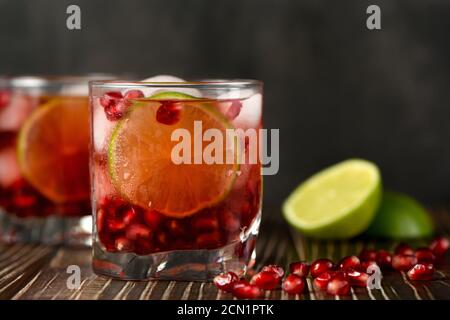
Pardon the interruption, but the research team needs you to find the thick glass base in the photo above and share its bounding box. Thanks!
[93,214,260,281]
[0,210,92,246]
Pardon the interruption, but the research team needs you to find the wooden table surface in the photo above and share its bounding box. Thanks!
[0,209,449,300]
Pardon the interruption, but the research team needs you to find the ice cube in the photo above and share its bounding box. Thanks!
[93,104,114,152]
[217,93,262,130]
[0,94,36,131]
[140,75,201,97]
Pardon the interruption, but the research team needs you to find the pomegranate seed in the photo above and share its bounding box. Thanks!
[100,91,123,108]
[213,272,239,292]
[156,101,182,125]
[415,247,436,263]
[313,271,334,291]
[429,236,449,257]
[261,265,285,278]
[134,239,153,255]
[123,90,144,100]
[0,90,11,108]
[156,232,169,247]
[196,231,221,249]
[327,276,350,296]
[193,216,219,232]
[395,243,414,255]
[338,255,360,270]
[104,102,128,121]
[289,261,310,277]
[126,223,152,241]
[359,261,379,272]
[220,210,241,232]
[114,237,133,252]
[250,271,280,290]
[282,274,306,295]
[232,280,261,299]
[392,254,418,271]
[143,210,163,229]
[96,208,106,233]
[13,194,37,207]
[167,220,186,236]
[225,100,242,120]
[376,250,393,268]
[347,268,369,287]
[107,219,126,232]
[407,263,435,281]
[359,249,377,261]
[310,259,334,277]
[122,207,137,225]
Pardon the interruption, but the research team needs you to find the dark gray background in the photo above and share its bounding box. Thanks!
[1,0,449,207]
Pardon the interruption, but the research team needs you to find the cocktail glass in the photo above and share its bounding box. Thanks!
[90,80,263,280]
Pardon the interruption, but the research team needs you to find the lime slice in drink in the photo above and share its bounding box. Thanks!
[108,92,239,218]
[17,97,90,203]
[365,191,434,239]
[283,159,382,239]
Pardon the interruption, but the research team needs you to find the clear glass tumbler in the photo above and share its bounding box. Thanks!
[0,75,110,245]
[90,80,263,280]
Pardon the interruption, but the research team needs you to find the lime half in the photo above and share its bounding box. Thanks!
[283,159,382,239]
[365,191,434,239]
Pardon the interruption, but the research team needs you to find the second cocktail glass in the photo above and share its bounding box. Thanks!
[90,80,263,280]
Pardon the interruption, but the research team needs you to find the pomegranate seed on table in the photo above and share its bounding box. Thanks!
[310,259,334,277]
[261,265,285,278]
[359,248,377,261]
[250,271,281,290]
[327,275,350,296]
[313,271,335,291]
[347,268,369,287]
[338,255,361,270]
[282,274,306,295]
[392,254,418,271]
[407,263,435,281]
[232,280,262,299]
[213,272,239,292]
[376,250,393,268]
[429,236,449,257]
[289,261,310,277]
[156,101,182,125]
[415,247,436,263]
[394,243,415,256]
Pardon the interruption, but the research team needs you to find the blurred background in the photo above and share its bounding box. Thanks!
[1,0,449,208]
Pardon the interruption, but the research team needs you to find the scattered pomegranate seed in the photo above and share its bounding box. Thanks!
[100,91,123,108]
[415,247,436,263]
[213,272,239,292]
[429,236,449,257]
[347,268,369,287]
[313,271,334,291]
[0,90,11,108]
[310,259,334,278]
[114,237,133,252]
[359,249,377,261]
[261,265,285,278]
[123,89,144,100]
[156,101,182,125]
[338,255,360,270]
[395,243,414,256]
[407,263,435,281]
[250,271,280,290]
[282,274,306,295]
[376,250,392,268]
[327,275,350,296]
[360,260,379,272]
[126,224,152,241]
[232,280,262,299]
[392,254,418,271]
[289,261,310,277]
